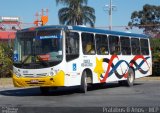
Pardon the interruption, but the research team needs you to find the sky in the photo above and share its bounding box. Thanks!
[0,0,159,33]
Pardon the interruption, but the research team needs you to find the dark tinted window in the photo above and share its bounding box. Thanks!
[82,33,95,55]
[109,35,121,55]
[66,32,79,61]
[96,34,109,55]
[131,38,140,55]
[120,37,131,55]
[140,39,149,55]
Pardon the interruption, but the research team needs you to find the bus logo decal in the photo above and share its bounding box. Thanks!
[73,63,77,71]
[13,54,18,62]
[94,55,151,83]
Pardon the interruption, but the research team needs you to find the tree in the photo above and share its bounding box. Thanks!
[56,0,87,5]
[56,0,96,27]
[0,42,13,78]
[128,4,160,36]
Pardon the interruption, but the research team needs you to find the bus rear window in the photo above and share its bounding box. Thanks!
[140,39,149,55]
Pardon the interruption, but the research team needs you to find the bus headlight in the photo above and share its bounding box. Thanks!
[13,69,21,77]
[49,72,54,76]
[15,71,21,77]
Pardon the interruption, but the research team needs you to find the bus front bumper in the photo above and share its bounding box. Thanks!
[12,71,65,87]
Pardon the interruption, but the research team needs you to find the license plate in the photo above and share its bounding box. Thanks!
[30,79,39,83]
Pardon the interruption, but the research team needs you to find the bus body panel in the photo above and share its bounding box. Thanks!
[64,59,82,86]
[13,62,66,87]
[12,25,152,88]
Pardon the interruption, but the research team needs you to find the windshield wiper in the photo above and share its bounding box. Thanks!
[36,55,49,66]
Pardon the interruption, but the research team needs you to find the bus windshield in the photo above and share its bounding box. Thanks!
[13,29,63,69]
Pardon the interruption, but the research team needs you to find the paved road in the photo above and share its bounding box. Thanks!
[0,80,160,113]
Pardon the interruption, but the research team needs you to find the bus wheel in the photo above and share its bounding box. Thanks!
[126,68,135,87]
[80,71,87,93]
[40,87,50,95]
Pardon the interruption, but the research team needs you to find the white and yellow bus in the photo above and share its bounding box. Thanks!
[13,25,152,93]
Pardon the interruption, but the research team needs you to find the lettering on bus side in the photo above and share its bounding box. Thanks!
[81,59,93,67]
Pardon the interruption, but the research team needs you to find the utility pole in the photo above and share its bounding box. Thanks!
[104,0,116,30]
[109,0,112,30]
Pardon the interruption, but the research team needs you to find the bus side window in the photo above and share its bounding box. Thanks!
[140,39,149,55]
[109,35,121,55]
[120,37,131,55]
[96,34,109,55]
[66,32,79,62]
[131,38,140,55]
[82,33,95,55]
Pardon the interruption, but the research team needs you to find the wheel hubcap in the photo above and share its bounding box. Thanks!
[85,77,87,91]
[129,72,134,83]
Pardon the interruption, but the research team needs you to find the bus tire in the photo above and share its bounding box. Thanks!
[40,87,50,95]
[80,71,87,93]
[126,68,135,87]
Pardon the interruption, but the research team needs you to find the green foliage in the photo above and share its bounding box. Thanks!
[56,0,96,27]
[56,0,88,6]
[150,38,160,51]
[150,38,160,76]
[0,42,13,78]
[129,4,160,36]
[150,38,160,61]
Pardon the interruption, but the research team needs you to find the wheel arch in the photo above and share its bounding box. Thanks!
[81,68,93,84]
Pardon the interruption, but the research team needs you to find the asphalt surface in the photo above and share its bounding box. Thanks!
[0,80,160,113]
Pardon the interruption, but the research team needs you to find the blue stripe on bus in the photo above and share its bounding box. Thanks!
[19,25,148,38]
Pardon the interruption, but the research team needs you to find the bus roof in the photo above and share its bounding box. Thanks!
[19,25,148,38]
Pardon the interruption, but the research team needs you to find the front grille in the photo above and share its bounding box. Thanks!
[25,80,45,85]
[23,74,34,76]
[36,73,47,76]
[23,73,47,77]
